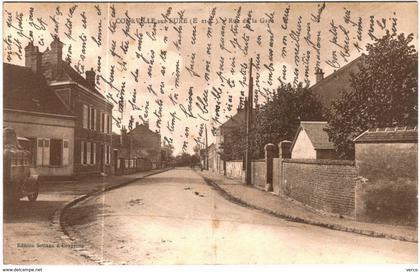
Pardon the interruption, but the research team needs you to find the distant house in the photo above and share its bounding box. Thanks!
[22,37,114,177]
[207,143,216,171]
[4,63,76,178]
[290,121,337,159]
[309,56,364,109]
[353,127,418,182]
[114,121,161,171]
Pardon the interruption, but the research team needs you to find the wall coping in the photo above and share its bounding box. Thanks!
[283,159,355,166]
[253,159,265,163]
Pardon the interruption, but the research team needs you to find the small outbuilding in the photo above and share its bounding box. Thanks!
[290,121,337,159]
[353,126,418,181]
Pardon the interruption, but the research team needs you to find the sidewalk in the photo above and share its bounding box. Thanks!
[199,170,418,243]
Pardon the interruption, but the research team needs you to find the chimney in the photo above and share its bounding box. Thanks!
[85,68,96,88]
[42,35,63,80]
[144,120,149,129]
[25,41,41,74]
[135,121,139,128]
[121,126,127,146]
[315,68,324,83]
[50,35,63,63]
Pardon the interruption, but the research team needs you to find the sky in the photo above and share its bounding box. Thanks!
[3,2,418,155]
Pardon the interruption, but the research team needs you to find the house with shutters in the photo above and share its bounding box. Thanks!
[4,36,114,178]
[4,62,76,178]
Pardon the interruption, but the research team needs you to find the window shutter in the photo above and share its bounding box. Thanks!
[93,143,96,164]
[83,105,88,129]
[108,115,111,133]
[104,113,108,133]
[36,138,43,166]
[87,106,91,129]
[94,109,97,131]
[43,138,50,166]
[87,142,91,164]
[62,139,69,166]
[81,141,84,165]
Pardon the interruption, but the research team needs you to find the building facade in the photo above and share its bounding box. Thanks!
[24,37,114,176]
[113,122,161,173]
[4,63,76,178]
[290,121,338,160]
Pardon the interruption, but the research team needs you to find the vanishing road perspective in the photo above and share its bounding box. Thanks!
[58,168,416,264]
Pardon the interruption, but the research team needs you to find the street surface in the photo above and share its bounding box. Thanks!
[2,169,163,264]
[63,168,417,264]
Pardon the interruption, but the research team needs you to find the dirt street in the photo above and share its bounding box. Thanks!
[3,170,164,264]
[63,168,418,264]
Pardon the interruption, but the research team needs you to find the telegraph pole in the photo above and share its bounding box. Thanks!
[245,58,254,185]
[205,123,209,170]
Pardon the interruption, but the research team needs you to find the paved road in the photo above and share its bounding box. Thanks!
[64,168,417,264]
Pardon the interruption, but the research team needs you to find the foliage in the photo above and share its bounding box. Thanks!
[174,152,200,167]
[252,83,324,158]
[222,83,324,160]
[326,32,418,159]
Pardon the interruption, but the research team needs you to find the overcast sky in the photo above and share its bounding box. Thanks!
[3,2,418,154]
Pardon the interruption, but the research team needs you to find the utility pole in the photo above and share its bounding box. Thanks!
[245,58,254,185]
[205,123,209,170]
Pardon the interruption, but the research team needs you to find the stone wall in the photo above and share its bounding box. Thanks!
[355,142,418,226]
[281,159,357,218]
[252,160,266,188]
[225,160,243,179]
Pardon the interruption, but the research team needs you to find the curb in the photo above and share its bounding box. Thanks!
[200,174,417,243]
[55,168,173,265]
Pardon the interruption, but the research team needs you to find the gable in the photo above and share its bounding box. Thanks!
[291,129,316,159]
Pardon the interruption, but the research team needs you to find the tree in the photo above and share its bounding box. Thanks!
[326,32,418,159]
[252,83,324,158]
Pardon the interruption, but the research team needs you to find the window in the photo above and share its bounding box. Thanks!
[101,112,105,133]
[104,113,108,134]
[87,141,91,164]
[94,109,97,130]
[107,114,111,134]
[105,145,111,165]
[36,138,67,167]
[81,141,88,165]
[93,143,96,164]
[50,139,63,166]
[81,141,84,164]
[90,107,95,130]
[82,105,88,129]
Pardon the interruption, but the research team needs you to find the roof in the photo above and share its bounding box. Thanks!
[292,121,335,150]
[220,108,256,130]
[3,63,74,116]
[62,64,106,99]
[127,123,160,137]
[353,127,418,143]
[309,55,365,108]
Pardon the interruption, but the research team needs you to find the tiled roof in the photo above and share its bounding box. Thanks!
[353,127,418,143]
[299,121,335,150]
[62,64,106,99]
[3,63,74,116]
[220,108,256,130]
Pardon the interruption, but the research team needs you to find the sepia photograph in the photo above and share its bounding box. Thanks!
[1,1,418,269]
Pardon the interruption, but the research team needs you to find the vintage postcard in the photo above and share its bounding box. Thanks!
[2,1,418,269]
